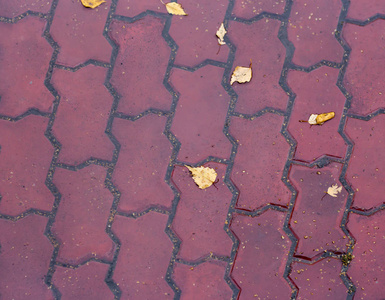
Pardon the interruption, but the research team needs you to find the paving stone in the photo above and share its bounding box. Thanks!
[343,21,385,116]
[109,17,172,115]
[52,165,115,265]
[347,209,385,300]
[51,65,114,165]
[50,0,111,67]
[347,0,385,21]
[0,0,51,17]
[0,116,54,216]
[0,215,53,299]
[232,0,286,19]
[52,261,113,300]
[0,17,53,116]
[170,66,232,163]
[173,261,232,299]
[290,258,347,299]
[287,67,346,162]
[115,0,164,17]
[171,163,232,261]
[227,19,287,114]
[111,115,173,214]
[289,163,348,258]
[230,210,292,299]
[168,0,229,67]
[229,114,290,210]
[112,212,173,299]
[345,115,385,209]
[288,0,343,66]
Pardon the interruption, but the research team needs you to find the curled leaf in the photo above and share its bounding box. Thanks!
[165,2,187,15]
[81,0,106,8]
[327,184,342,197]
[216,23,226,45]
[230,61,252,85]
[306,112,335,125]
[186,166,217,189]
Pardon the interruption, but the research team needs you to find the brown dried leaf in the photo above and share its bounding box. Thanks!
[81,0,105,8]
[165,2,187,15]
[216,23,226,45]
[230,61,252,85]
[186,166,217,189]
[327,184,342,197]
[307,112,335,125]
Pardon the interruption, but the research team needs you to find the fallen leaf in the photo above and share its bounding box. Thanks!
[216,23,226,45]
[81,0,105,8]
[165,2,187,15]
[230,61,252,85]
[327,184,342,197]
[186,166,217,189]
[306,112,335,125]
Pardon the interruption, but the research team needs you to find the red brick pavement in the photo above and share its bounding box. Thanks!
[0,0,384,299]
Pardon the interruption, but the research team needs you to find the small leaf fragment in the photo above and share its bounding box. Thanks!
[230,61,252,85]
[306,112,335,125]
[81,0,106,9]
[165,2,188,15]
[186,166,217,189]
[216,23,227,45]
[327,184,342,197]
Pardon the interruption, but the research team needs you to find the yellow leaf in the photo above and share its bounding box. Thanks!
[230,61,252,85]
[80,0,106,8]
[216,23,226,45]
[165,2,187,15]
[327,184,342,197]
[307,112,335,125]
[186,166,217,189]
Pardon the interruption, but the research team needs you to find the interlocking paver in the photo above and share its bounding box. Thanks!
[229,114,290,210]
[0,215,53,299]
[347,210,385,299]
[168,0,229,67]
[3,0,385,298]
[230,210,292,299]
[0,116,54,216]
[173,261,232,299]
[52,261,113,300]
[345,115,385,209]
[171,163,232,261]
[287,67,346,162]
[289,163,348,258]
[170,65,232,163]
[288,0,343,67]
[51,165,115,265]
[347,0,385,21]
[231,0,286,19]
[111,115,173,214]
[0,17,53,117]
[343,20,385,116]
[51,65,114,165]
[50,0,111,67]
[112,212,173,299]
[0,0,51,17]
[290,258,347,299]
[109,17,172,116]
[227,19,287,114]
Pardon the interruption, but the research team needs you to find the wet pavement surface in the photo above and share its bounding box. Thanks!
[0,0,384,299]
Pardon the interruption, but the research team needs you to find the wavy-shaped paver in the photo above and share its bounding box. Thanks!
[229,114,290,210]
[0,116,54,216]
[52,165,115,265]
[231,0,286,19]
[0,17,53,116]
[289,163,348,258]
